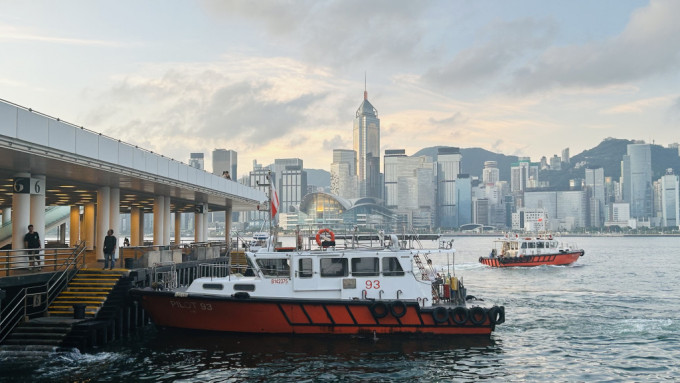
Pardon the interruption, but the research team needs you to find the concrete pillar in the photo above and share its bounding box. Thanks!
[130,207,141,246]
[153,196,164,246]
[174,211,182,245]
[224,206,233,244]
[70,206,80,246]
[84,203,96,251]
[203,204,209,242]
[194,211,203,243]
[163,197,171,245]
[2,207,10,225]
[110,188,120,244]
[58,223,66,244]
[30,175,46,266]
[96,187,110,261]
[12,173,31,267]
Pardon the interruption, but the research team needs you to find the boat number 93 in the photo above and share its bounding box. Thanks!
[169,300,213,311]
[365,280,381,289]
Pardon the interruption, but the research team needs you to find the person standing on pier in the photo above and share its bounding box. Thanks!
[103,229,117,270]
[24,224,41,270]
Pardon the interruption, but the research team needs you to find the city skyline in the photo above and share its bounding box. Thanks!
[2,1,680,174]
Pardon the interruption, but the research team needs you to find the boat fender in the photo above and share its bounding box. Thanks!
[488,306,505,325]
[369,302,389,319]
[389,300,407,318]
[466,295,483,301]
[469,306,487,325]
[450,306,469,325]
[233,292,250,299]
[432,306,449,324]
[580,250,585,257]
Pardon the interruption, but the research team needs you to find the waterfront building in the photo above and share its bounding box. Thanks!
[189,153,204,170]
[660,169,680,228]
[524,190,587,230]
[212,149,237,179]
[436,147,462,229]
[353,87,381,199]
[606,202,632,228]
[511,208,548,231]
[621,143,653,219]
[330,149,358,199]
[482,161,500,185]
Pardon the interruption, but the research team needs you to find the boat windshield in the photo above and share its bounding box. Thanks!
[256,258,290,277]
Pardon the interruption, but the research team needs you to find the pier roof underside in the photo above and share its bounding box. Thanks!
[0,141,263,214]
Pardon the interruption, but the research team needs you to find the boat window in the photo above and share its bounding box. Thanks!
[256,258,290,277]
[521,242,527,249]
[202,283,223,290]
[528,242,536,249]
[234,284,255,292]
[537,242,545,249]
[382,257,405,276]
[320,258,348,277]
[298,258,313,278]
[511,242,518,250]
[351,257,379,277]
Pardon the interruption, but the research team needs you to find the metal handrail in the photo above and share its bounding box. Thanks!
[0,242,86,343]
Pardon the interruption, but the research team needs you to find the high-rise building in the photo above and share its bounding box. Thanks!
[482,161,500,185]
[330,149,358,199]
[383,149,435,229]
[272,158,307,215]
[189,153,204,170]
[510,158,539,193]
[212,149,237,179]
[550,154,562,171]
[622,143,652,219]
[436,147,462,229]
[353,87,381,199]
[660,169,679,228]
[585,166,605,227]
[562,147,570,165]
[456,174,472,226]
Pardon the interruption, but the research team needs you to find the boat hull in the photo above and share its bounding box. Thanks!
[130,290,503,336]
[479,250,584,267]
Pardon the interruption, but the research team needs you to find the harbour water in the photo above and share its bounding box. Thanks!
[1,236,679,382]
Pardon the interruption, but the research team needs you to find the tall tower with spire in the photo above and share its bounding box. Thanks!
[353,81,381,199]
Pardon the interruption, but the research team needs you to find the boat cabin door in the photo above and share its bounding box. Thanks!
[293,257,319,291]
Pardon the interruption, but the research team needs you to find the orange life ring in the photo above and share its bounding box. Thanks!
[316,228,335,247]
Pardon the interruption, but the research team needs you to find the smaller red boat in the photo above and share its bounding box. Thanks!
[479,233,584,267]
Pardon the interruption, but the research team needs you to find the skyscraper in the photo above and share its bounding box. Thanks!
[482,161,500,185]
[212,149,237,179]
[353,87,381,199]
[660,169,679,228]
[271,158,307,215]
[331,149,358,199]
[189,153,204,170]
[622,143,652,219]
[585,166,605,227]
[436,147,462,229]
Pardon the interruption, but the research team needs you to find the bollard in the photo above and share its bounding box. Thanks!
[73,303,86,319]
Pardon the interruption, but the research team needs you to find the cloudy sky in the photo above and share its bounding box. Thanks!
[2,0,679,174]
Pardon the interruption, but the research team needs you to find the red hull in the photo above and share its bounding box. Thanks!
[479,251,584,267]
[130,290,503,336]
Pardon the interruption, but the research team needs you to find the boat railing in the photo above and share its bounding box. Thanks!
[198,263,231,280]
[152,262,178,290]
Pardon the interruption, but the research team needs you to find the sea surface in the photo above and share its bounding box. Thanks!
[1,236,679,382]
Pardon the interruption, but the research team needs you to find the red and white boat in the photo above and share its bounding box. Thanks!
[131,231,505,337]
[479,233,584,267]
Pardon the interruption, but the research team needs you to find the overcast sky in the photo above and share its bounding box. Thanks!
[2,0,679,173]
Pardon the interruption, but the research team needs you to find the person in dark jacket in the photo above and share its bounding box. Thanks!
[24,224,41,270]
[103,229,117,270]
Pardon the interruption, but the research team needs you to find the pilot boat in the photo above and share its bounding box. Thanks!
[479,233,584,267]
[130,231,505,336]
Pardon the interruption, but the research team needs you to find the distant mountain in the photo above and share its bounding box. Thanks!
[412,146,518,182]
